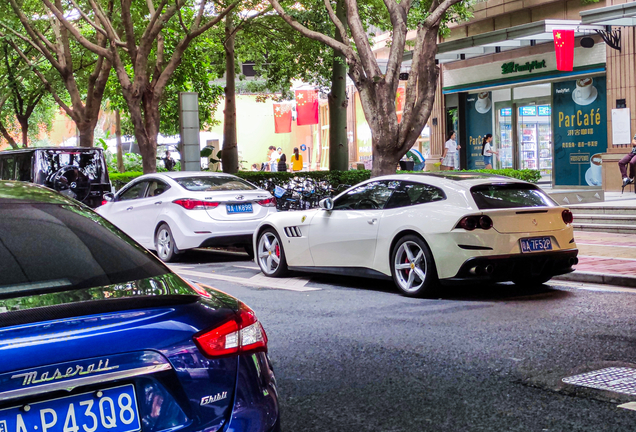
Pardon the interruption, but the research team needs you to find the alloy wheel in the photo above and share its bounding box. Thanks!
[258,232,281,275]
[394,241,427,293]
[157,228,172,261]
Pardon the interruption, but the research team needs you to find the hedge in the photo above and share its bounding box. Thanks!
[109,168,541,190]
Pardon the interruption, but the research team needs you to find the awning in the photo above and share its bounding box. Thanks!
[580,2,636,26]
[406,19,605,63]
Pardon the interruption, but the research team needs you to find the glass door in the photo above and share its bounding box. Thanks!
[516,99,551,180]
[495,102,513,169]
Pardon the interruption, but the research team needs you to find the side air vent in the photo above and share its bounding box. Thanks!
[284,227,302,238]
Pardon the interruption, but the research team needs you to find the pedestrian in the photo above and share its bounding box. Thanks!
[481,134,498,170]
[407,148,426,171]
[619,134,636,187]
[251,163,259,171]
[292,147,303,172]
[277,153,288,172]
[162,150,176,171]
[269,147,279,172]
[441,131,460,171]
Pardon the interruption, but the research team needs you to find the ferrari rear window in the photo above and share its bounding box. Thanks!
[0,203,168,299]
[471,184,556,209]
[175,176,256,191]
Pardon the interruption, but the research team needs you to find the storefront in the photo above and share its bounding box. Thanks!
[439,20,607,187]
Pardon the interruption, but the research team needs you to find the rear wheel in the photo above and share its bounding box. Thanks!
[257,228,288,277]
[155,223,181,262]
[391,235,438,297]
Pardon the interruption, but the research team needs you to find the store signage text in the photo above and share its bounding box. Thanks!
[558,108,602,128]
[501,59,547,75]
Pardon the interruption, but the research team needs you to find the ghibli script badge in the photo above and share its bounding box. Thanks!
[11,359,119,387]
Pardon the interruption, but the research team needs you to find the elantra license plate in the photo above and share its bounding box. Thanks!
[226,203,253,214]
[0,385,140,432]
[520,236,553,253]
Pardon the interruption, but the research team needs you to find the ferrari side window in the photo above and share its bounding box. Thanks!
[385,182,446,209]
[333,181,397,210]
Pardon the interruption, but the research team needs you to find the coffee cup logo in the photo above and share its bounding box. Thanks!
[576,78,593,100]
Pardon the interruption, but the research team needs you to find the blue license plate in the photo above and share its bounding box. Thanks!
[226,203,253,214]
[0,385,140,432]
[520,237,553,253]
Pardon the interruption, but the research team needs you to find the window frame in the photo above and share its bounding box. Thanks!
[117,180,150,202]
[332,180,399,211]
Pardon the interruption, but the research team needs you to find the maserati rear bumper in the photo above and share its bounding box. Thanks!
[441,249,579,285]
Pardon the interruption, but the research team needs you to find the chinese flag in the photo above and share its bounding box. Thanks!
[295,89,319,125]
[273,103,292,133]
[396,87,406,123]
[553,29,574,72]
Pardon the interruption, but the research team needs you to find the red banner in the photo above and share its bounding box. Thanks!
[396,87,406,123]
[295,89,319,126]
[273,103,292,133]
[553,29,574,72]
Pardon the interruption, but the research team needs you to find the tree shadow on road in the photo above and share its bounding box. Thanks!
[438,282,572,302]
[177,248,251,264]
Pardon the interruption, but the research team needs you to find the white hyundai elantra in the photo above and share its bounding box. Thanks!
[253,173,578,297]
[97,172,276,261]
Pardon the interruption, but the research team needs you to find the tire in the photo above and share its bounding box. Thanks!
[513,274,552,287]
[155,223,181,263]
[256,228,288,277]
[244,244,255,260]
[390,235,438,298]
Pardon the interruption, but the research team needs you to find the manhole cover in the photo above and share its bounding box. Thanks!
[562,367,636,396]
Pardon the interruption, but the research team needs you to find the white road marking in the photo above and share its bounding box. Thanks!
[577,243,636,249]
[233,265,261,270]
[578,255,636,262]
[172,268,320,292]
[549,280,636,294]
[618,402,636,411]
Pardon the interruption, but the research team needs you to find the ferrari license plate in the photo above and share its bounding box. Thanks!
[226,203,253,214]
[0,385,140,432]
[520,236,553,253]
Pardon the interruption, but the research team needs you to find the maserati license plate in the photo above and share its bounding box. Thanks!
[0,385,140,432]
[520,237,553,253]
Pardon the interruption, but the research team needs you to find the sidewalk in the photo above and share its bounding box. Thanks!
[554,191,636,288]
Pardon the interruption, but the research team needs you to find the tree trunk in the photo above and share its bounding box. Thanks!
[116,110,124,173]
[371,131,401,177]
[17,116,28,147]
[328,0,349,172]
[222,10,239,174]
[0,122,18,149]
[77,120,95,148]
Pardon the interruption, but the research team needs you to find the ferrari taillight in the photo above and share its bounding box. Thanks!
[456,215,493,231]
[173,199,220,210]
[562,209,574,224]
[193,303,268,358]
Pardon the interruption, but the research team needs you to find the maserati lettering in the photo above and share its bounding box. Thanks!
[201,392,228,405]
[11,359,119,386]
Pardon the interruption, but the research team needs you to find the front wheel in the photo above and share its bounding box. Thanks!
[155,223,181,262]
[391,235,438,297]
[257,229,288,277]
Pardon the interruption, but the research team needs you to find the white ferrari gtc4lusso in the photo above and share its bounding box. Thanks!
[253,173,579,297]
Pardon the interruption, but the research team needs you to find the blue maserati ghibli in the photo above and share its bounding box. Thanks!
[0,181,280,432]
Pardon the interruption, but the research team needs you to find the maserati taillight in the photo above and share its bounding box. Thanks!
[173,199,220,210]
[193,303,268,358]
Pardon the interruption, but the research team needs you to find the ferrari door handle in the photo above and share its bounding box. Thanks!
[154,201,162,205]
[126,206,133,211]
[368,218,377,225]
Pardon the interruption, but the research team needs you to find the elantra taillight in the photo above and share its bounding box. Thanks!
[562,209,574,224]
[257,197,276,207]
[173,199,220,210]
[193,303,268,358]
[457,215,493,231]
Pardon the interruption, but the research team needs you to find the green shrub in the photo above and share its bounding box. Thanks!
[109,168,541,190]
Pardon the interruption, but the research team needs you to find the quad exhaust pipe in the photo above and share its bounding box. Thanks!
[569,257,579,266]
[469,264,495,276]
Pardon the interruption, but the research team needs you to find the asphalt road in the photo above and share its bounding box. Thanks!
[172,249,636,432]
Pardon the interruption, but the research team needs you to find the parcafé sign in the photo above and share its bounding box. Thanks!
[501,59,547,75]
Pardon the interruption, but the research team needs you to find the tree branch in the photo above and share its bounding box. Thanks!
[67,0,109,38]
[344,0,382,79]
[323,0,349,46]
[425,0,463,27]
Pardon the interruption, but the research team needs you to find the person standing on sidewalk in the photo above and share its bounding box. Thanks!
[441,131,460,171]
[619,134,636,187]
[482,134,498,170]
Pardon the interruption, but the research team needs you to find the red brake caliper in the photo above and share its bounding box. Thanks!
[275,244,280,258]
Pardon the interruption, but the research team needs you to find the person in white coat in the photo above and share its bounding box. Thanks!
[441,131,460,171]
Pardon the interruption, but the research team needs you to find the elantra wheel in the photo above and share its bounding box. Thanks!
[391,235,438,297]
[155,223,180,262]
[257,228,288,277]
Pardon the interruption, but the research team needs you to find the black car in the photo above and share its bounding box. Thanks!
[0,147,111,208]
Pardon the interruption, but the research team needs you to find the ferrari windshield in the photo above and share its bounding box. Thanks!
[0,203,168,298]
[175,176,256,191]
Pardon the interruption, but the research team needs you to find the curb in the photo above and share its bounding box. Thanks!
[554,271,636,288]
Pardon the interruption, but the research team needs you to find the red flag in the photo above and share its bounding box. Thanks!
[295,89,319,125]
[273,103,292,133]
[396,87,406,123]
[553,29,574,72]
